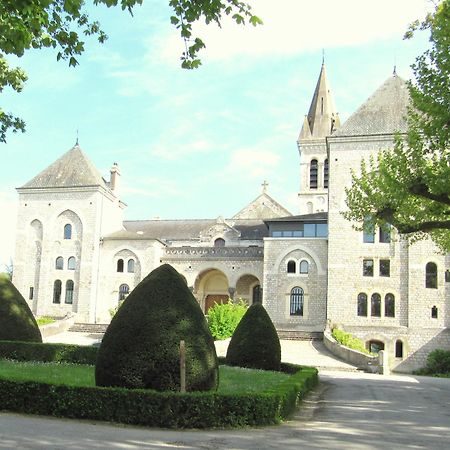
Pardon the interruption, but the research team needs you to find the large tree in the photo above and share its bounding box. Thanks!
[344,0,450,252]
[0,0,261,143]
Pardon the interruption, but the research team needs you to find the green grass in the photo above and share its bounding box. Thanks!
[0,360,290,392]
[36,317,56,326]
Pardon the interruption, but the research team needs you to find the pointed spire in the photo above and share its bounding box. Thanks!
[300,62,338,140]
[298,115,312,140]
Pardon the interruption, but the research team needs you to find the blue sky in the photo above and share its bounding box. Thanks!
[0,0,434,269]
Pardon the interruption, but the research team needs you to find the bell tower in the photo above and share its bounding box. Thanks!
[297,61,339,214]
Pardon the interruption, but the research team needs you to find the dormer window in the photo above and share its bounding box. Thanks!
[214,238,225,248]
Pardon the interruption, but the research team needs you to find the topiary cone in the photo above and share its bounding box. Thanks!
[226,303,281,371]
[0,274,42,342]
[95,264,218,391]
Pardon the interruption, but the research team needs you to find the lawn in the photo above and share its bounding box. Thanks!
[0,360,290,392]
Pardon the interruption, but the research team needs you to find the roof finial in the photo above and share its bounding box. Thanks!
[261,180,269,194]
[75,128,79,146]
[393,54,397,77]
[322,48,325,65]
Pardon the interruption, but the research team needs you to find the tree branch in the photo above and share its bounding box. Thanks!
[395,219,450,234]
[408,181,450,206]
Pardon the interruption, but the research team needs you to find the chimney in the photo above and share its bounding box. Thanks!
[110,162,121,195]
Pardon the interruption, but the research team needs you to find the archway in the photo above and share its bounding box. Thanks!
[195,269,230,313]
[235,274,261,305]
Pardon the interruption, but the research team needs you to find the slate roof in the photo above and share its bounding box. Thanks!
[333,74,410,137]
[20,145,108,189]
[104,219,269,241]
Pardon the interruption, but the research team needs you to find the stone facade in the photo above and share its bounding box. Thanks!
[12,64,449,372]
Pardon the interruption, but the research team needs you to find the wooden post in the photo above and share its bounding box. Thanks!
[180,340,186,393]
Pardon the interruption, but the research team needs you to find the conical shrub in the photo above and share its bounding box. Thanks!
[226,303,281,371]
[95,264,218,391]
[0,274,42,342]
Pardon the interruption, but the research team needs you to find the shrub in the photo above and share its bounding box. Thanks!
[0,340,98,365]
[332,328,371,355]
[95,264,218,392]
[0,364,318,428]
[207,299,248,340]
[0,274,42,342]
[226,303,281,371]
[424,349,450,374]
[36,317,55,326]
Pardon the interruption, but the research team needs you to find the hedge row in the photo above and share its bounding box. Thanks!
[0,340,98,365]
[0,365,318,428]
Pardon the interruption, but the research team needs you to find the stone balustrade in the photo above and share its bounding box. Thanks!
[162,246,264,261]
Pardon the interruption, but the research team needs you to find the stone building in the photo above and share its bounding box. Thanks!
[13,63,449,372]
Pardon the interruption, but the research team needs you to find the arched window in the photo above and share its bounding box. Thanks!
[214,238,225,247]
[323,159,329,188]
[127,259,135,273]
[310,159,318,189]
[252,284,262,304]
[290,287,304,316]
[299,260,309,274]
[65,280,74,304]
[395,340,404,358]
[431,305,438,319]
[117,259,124,273]
[385,293,395,317]
[119,283,130,301]
[53,280,62,304]
[55,256,64,270]
[357,293,367,316]
[287,260,296,274]
[371,293,381,317]
[67,257,76,270]
[63,223,72,240]
[426,262,438,288]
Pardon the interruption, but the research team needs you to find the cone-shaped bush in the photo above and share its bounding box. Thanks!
[95,264,218,391]
[0,274,42,342]
[226,303,281,371]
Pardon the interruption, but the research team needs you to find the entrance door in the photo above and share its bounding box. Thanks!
[205,295,229,313]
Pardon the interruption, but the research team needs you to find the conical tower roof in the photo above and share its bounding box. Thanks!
[20,145,108,189]
[334,74,410,136]
[299,63,338,140]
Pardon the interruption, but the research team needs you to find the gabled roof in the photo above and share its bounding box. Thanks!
[333,74,410,137]
[104,218,269,241]
[299,63,339,141]
[20,145,108,189]
[232,192,291,220]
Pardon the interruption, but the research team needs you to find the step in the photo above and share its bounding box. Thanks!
[68,323,109,333]
[277,330,324,341]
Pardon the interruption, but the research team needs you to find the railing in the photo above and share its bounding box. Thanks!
[163,246,264,260]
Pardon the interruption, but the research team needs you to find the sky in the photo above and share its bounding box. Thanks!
[0,0,435,269]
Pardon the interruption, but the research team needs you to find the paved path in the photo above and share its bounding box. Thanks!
[45,332,357,371]
[1,371,449,449]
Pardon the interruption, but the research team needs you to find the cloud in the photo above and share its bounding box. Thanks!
[155,0,433,62]
[227,147,280,178]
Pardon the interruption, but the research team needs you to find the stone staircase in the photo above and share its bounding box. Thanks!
[277,330,324,341]
[68,323,109,333]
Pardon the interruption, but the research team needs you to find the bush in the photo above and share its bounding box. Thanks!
[332,328,371,355]
[95,264,218,392]
[0,364,318,428]
[0,274,42,343]
[226,303,281,371]
[424,349,450,374]
[207,299,248,340]
[0,340,98,364]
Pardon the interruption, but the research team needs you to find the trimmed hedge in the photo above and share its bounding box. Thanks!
[0,340,98,365]
[0,274,42,342]
[96,264,218,391]
[0,364,318,428]
[226,303,281,371]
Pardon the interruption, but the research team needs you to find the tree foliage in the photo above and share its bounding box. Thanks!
[344,0,450,252]
[0,0,261,142]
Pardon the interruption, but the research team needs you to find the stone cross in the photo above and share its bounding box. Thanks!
[261,180,269,193]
